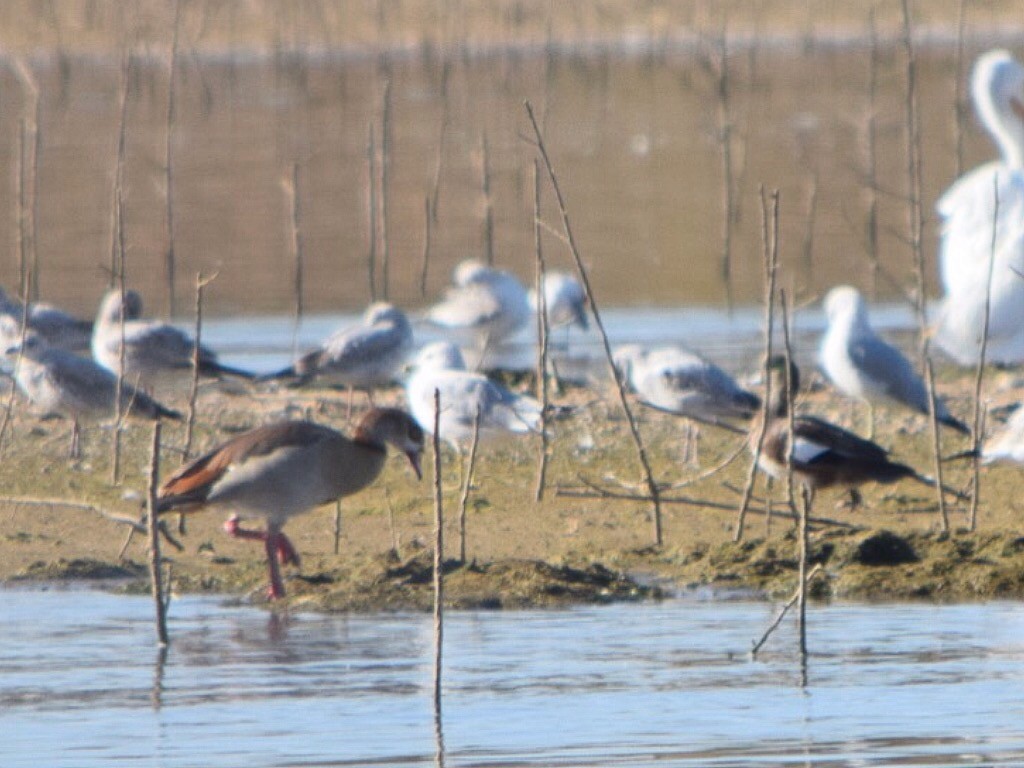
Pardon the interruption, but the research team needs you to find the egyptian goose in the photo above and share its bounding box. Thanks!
[819,286,968,436]
[6,333,181,456]
[157,407,423,599]
[91,288,254,391]
[934,50,1024,366]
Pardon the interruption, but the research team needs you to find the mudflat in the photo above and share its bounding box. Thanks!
[2,365,1023,609]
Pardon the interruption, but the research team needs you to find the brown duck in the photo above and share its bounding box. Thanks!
[755,356,938,505]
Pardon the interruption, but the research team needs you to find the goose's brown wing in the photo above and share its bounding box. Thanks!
[157,420,336,511]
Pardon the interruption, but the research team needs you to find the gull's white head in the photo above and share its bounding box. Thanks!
[453,259,492,287]
[411,341,467,373]
[96,288,144,325]
[823,285,868,328]
[363,301,409,328]
[611,344,647,383]
[972,49,1024,167]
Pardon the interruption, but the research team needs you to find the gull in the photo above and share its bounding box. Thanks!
[405,341,541,449]
[530,271,589,333]
[6,333,181,457]
[934,49,1024,366]
[91,288,254,391]
[258,302,413,415]
[424,259,531,351]
[755,356,946,508]
[612,344,760,425]
[819,286,968,436]
[0,286,93,352]
[157,407,423,599]
[981,405,1024,465]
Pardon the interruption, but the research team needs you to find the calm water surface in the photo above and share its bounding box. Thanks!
[3,588,1024,767]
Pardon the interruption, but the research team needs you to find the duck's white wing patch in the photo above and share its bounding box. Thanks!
[791,434,830,464]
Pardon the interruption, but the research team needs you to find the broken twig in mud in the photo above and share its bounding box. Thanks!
[0,496,183,552]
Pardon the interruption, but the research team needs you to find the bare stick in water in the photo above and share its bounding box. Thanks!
[525,100,664,546]
[147,422,169,646]
[431,388,444,721]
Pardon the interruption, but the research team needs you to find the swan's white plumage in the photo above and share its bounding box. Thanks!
[934,49,1024,366]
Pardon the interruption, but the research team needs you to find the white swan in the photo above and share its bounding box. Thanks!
[934,49,1024,366]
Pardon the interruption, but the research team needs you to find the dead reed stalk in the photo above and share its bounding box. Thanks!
[479,131,494,265]
[12,59,39,303]
[379,80,392,300]
[109,51,131,485]
[750,564,822,658]
[734,188,780,542]
[147,421,170,646]
[283,162,304,357]
[968,178,999,530]
[900,0,949,531]
[714,27,736,312]
[524,100,663,546]
[953,0,968,180]
[532,160,552,502]
[183,271,216,460]
[366,123,378,300]
[457,406,482,563]
[419,196,433,297]
[431,388,444,721]
[864,8,881,297]
[163,0,182,316]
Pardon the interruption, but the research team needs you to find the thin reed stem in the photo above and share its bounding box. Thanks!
[431,388,444,721]
[147,422,169,646]
[969,177,999,530]
[525,100,663,546]
[163,0,182,316]
[734,187,779,542]
[532,160,551,502]
[900,0,948,531]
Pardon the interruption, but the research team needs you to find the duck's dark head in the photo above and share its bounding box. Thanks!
[765,355,800,418]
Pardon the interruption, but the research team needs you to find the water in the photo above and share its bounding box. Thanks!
[3,588,1024,767]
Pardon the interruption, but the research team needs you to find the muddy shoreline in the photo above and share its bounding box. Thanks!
[3,368,1023,611]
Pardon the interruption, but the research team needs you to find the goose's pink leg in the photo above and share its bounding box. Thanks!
[223,515,299,599]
